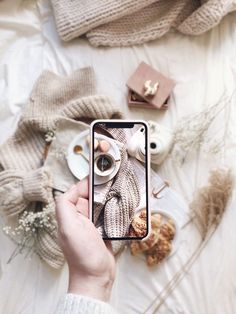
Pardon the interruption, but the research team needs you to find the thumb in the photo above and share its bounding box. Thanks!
[64,177,89,205]
[55,178,89,228]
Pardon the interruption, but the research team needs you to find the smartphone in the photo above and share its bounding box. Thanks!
[90,120,150,240]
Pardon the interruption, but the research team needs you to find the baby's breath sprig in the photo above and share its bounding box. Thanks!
[3,205,57,263]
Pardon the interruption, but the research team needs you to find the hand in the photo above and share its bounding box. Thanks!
[55,178,116,302]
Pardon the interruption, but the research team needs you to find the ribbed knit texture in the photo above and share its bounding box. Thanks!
[50,0,236,46]
[23,168,52,202]
[103,129,140,239]
[51,0,157,42]
[55,294,116,314]
[0,67,122,268]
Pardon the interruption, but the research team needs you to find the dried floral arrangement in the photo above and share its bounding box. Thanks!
[190,167,233,239]
[143,167,234,313]
[3,204,57,264]
[170,93,232,165]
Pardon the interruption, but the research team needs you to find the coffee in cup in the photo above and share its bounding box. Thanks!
[94,153,116,177]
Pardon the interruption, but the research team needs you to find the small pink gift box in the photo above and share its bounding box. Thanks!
[126,62,175,110]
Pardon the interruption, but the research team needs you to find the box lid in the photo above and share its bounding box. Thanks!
[126,62,175,109]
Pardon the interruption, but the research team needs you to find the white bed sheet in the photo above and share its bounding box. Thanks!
[0,1,236,313]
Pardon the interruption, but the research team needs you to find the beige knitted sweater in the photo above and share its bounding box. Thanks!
[0,67,122,268]
[51,0,236,46]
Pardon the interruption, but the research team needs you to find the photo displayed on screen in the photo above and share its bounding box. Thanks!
[92,121,148,240]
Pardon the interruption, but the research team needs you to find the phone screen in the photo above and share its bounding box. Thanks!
[91,120,149,240]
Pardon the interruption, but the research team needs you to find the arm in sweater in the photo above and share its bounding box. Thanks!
[55,181,116,314]
[56,294,116,314]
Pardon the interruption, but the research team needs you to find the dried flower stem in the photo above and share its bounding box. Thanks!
[143,167,234,313]
[170,93,233,165]
[143,226,216,313]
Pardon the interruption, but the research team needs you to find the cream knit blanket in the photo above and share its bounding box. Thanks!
[51,0,236,46]
[0,68,123,269]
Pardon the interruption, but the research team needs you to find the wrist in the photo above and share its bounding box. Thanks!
[68,271,114,302]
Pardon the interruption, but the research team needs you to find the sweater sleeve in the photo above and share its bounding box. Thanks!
[55,294,117,314]
[0,167,53,217]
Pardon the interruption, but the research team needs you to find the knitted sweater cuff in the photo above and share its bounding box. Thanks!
[23,167,52,203]
[55,294,116,314]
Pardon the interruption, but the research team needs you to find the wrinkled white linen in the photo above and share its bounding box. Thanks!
[0,0,236,313]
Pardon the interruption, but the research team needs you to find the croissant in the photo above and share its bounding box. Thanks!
[146,235,172,266]
[159,219,175,241]
[130,212,162,255]
[129,211,176,266]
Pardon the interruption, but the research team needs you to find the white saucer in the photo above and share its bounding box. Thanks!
[67,129,90,180]
[94,133,121,186]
